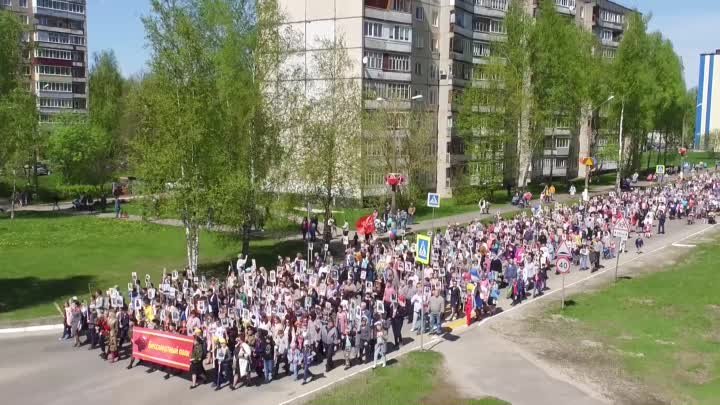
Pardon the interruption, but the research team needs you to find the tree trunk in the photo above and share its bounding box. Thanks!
[10,170,17,220]
[184,222,199,273]
[548,130,555,183]
[241,223,251,257]
[33,148,39,198]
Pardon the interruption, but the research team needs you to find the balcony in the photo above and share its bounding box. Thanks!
[543,146,570,157]
[472,31,505,43]
[363,99,411,110]
[471,0,507,18]
[596,18,623,31]
[364,6,412,24]
[601,37,620,48]
[364,37,412,53]
[364,69,411,82]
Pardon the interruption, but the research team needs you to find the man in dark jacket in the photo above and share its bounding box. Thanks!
[356,317,372,364]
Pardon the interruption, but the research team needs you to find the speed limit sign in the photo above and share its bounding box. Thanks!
[556,257,571,274]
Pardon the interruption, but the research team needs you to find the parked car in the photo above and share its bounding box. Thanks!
[23,163,50,176]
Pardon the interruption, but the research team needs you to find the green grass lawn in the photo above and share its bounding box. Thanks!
[0,212,304,323]
[306,350,510,405]
[554,237,720,404]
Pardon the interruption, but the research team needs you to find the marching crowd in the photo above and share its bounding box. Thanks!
[58,170,720,391]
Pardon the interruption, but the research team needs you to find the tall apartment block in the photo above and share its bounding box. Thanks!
[278,0,632,197]
[1,0,88,122]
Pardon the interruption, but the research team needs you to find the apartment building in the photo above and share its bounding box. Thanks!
[279,0,632,197]
[1,0,89,122]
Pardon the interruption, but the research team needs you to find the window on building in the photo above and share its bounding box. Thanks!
[429,88,437,105]
[389,25,411,41]
[20,0,27,7]
[430,64,438,80]
[473,41,490,57]
[447,115,453,129]
[431,37,439,51]
[364,22,382,38]
[387,54,410,72]
[364,81,410,100]
[36,65,71,76]
[432,10,439,27]
[392,0,410,13]
[2,0,11,6]
[415,33,424,49]
[555,138,570,148]
[555,158,567,168]
[415,6,424,21]
[600,10,623,24]
[602,47,616,58]
[414,62,422,75]
[18,15,29,25]
[555,0,575,8]
[474,0,508,11]
[39,98,73,109]
[364,51,383,70]
[37,81,73,92]
[22,65,30,76]
[37,0,84,14]
[601,29,612,40]
[473,17,504,34]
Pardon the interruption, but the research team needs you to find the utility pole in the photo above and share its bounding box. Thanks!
[615,99,625,194]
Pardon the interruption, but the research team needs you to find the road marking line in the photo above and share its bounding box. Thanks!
[0,324,63,335]
[278,224,717,405]
[671,243,697,247]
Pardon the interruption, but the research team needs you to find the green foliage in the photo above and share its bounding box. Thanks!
[47,113,114,186]
[131,0,293,268]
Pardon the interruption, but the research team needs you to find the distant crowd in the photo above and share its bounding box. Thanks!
[58,169,720,391]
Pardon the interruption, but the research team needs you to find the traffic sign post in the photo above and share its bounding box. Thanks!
[612,219,630,282]
[556,257,571,309]
[427,193,440,243]
[415,234,431,265]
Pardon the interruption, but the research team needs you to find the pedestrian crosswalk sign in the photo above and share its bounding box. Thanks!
[427,193,440,208]
[656,165,665,175]
[416,234,431,265]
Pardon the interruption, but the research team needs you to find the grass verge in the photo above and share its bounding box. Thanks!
[0,212,304,323]
[546,236,720,405]
[306,351,510,405]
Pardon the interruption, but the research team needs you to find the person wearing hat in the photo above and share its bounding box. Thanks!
[214,338,232,390]
[190,328,207,389]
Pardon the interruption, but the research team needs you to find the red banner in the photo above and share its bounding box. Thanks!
[131,327,194,371]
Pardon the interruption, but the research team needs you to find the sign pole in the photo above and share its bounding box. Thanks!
[614,241,622,282]
[420,264,424,351]
[431,207,435,237]
[561,273,565,310]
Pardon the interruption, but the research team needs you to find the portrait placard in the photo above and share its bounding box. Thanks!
[375,300,384,314]
[131,272,138,281]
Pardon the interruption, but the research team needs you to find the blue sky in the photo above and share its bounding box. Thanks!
[87,0,718,88]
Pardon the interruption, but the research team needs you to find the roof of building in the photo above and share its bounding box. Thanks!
[595,0,635,14]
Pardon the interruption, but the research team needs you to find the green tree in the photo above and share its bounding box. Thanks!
[0,10,37,218]
[46,113,114,186]
[457,0,533,192]
[132,0,290,270]
[292,36,361,242]
[531,0,593,181]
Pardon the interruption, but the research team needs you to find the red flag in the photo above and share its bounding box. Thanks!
[355,215,376,235]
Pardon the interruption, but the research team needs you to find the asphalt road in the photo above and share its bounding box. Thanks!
[0,218,716,405]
